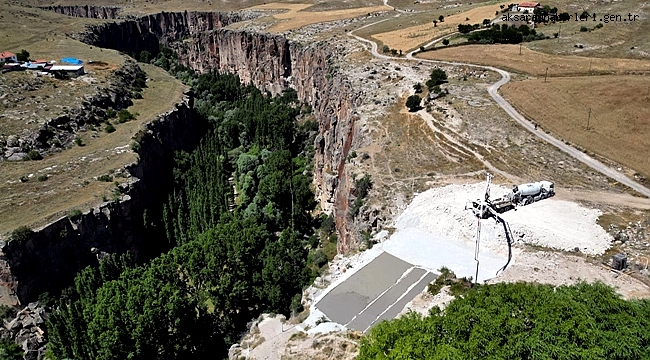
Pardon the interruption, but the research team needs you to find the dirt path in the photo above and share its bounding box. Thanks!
[347,26,650,198]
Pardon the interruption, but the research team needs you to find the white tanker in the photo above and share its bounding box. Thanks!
[508,181,555,205]
[468,176,555,219]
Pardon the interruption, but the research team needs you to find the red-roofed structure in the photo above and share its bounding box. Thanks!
[0,51,17,63]
[514,2,542,12]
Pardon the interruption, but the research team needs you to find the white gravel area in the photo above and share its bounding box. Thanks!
[397,183,613,256]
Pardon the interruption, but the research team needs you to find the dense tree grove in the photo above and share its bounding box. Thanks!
[358,282,650,359]
[46,62,323,359]
[466,23,546,44]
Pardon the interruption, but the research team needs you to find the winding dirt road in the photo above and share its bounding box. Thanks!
[348,26,650,198]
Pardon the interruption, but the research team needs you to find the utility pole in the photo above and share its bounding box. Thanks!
[544,67,548,82]
[586,107,592,130]
[519,43,522,55]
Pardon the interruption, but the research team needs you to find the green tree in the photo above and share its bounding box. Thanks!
[439,15,444,22]
[139,50,151,63]
[359,282,650,359]
[16,49,29,62]
[426,68,448,90]
[405,95,422,112]
[442,38,450,46]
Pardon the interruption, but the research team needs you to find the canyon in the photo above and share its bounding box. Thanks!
[1,7,362,307]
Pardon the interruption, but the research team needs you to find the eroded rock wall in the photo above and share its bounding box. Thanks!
[78,11,360,252]
[40,5,121,19]
[0,94,205,304]
[0,10,361,307]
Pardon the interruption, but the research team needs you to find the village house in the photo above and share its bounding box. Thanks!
[48,65,85,76]
[513,2,542,13]
[0,51,17,63]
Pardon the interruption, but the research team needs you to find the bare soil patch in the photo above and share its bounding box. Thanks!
[417,44,650,76]
[501,75,650,178]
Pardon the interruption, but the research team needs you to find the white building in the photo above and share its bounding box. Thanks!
[513,2,541,13]
[48,65,85,76]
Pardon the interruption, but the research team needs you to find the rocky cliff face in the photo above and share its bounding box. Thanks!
[2,8,360,304]
[77,11,361,252]
[0,94,206,305]
[40,5,121,19]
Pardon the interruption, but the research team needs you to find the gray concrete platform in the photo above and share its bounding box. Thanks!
[316,252,437,332]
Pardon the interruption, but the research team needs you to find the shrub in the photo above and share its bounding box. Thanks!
[118,109,136,123]
[419,46,425,52]
[106,108,116,118]
[68,209,83,221]
[105,124,116,133]
[19,175,28,183]
[0,305,16,320]
[382,45,390,53]
[130,141,141,153]
[132,91,143,99]
[10,226,33,243]
[74,137,84,146]
[580,26,589,32]
[595,23,603,29]
[442,38,450,46]
[97,174,113,182]
[37,174,48,181]
[0,339,23,360]
[26,150,42,160]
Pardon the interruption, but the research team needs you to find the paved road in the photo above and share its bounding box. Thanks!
[349,26,650,198]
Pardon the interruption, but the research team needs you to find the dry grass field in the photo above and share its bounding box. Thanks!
[501,75,650,178]
[0,64,186,235]
[247,2,391,32]
[0,2,122,66]
[371,1,509,51]
[417,44,650,76]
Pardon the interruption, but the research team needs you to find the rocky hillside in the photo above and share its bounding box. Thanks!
[39,5,120,19]
[76,9,362,252]
[1,60,144,161]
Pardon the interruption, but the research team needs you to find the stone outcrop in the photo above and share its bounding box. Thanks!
[77,11,361,252]
[0,93,206,305]
[40,5,121,19]
[1,303,47,360]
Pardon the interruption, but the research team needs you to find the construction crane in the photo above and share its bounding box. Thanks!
[467,176,555,219]
[466,173,515,282]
